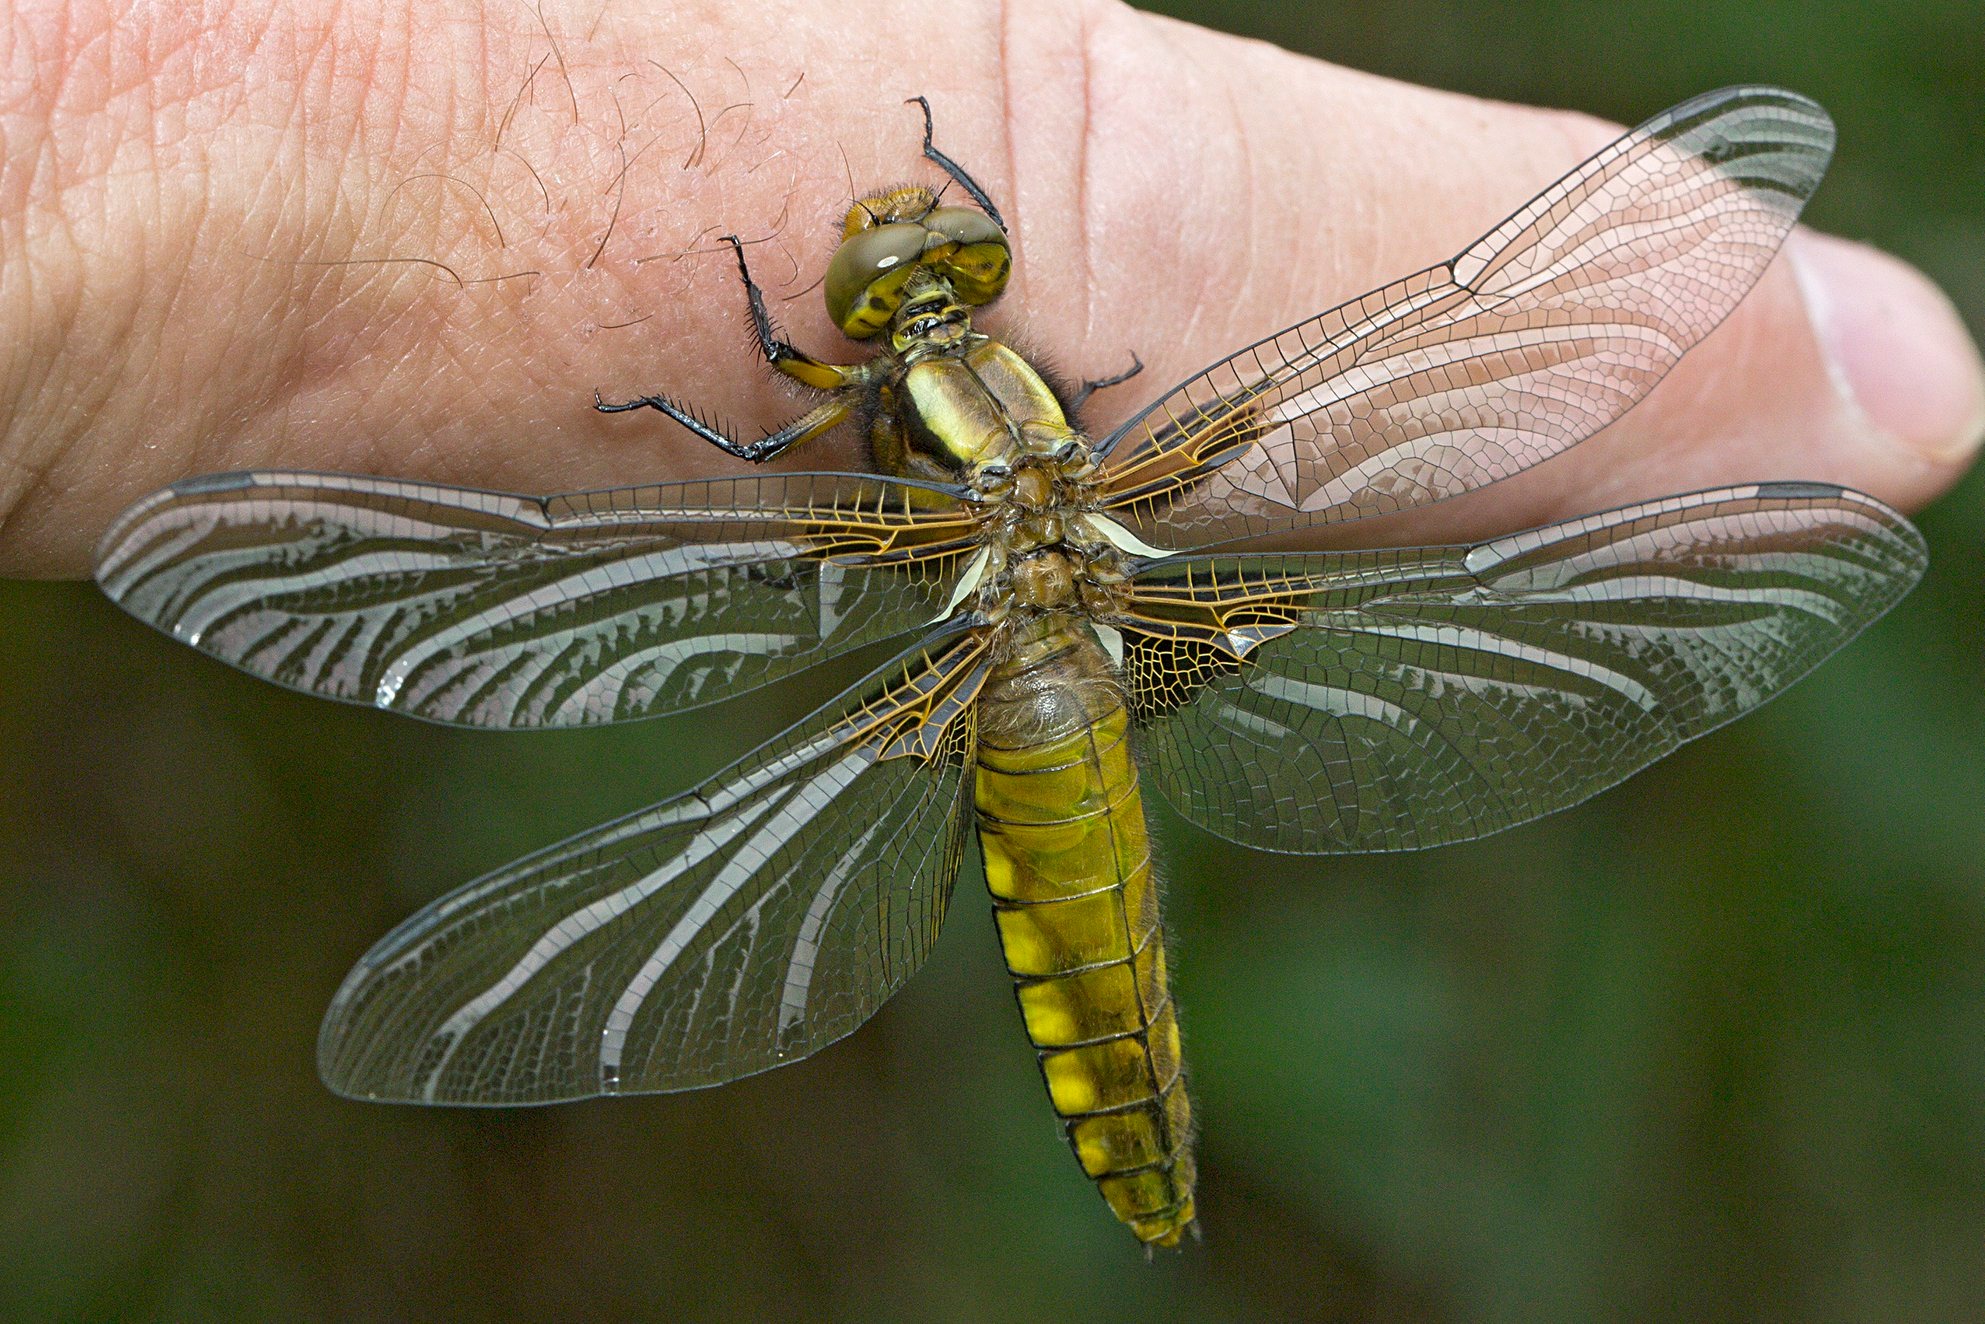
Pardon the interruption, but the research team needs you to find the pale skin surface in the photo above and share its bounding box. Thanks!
[3,0,1981,578]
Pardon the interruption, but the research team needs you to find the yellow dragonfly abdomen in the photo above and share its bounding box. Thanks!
[973,616,1197,1247]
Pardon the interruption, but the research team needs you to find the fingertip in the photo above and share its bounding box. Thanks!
[1789,230,1985,469]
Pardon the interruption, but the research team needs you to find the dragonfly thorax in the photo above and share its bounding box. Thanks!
[955,447,1137,622]
[1007,549,1077,609]
[886,334,1079,481]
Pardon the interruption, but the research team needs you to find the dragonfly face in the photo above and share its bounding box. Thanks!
[93,87,1928,1249]
[823,187,1011,343]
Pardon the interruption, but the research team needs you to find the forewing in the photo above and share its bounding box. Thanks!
[95,470,978,727]
[1098,87,1834,550]
[318,628,992,1104]
[1124,484,1924,853]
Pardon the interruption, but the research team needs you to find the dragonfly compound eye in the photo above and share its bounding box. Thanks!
[922,205,1011,307]
[825,222,927,339]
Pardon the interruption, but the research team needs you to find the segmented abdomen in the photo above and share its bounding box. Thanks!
[974,665,1196,1248]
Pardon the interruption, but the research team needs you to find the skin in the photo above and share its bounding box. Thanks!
[2,0,1981,578]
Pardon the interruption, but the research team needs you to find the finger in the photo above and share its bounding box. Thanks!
[1010,12,1985,543]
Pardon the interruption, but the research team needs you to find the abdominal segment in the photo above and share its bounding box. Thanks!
[974,682,1197,1248]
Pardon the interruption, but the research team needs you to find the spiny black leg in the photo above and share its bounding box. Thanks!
[594,390,848,464]
[595,236,859,462]
[720,236,805,368]
[906,95,1006,232]
[719,235,852,391]
[1067,352,1145,413]
[721,234,786,365]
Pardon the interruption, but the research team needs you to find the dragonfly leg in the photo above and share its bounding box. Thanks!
[1067,352,1145,414]
[720,235,860,392]
[906,95,1006,232]
[594,390,851,463]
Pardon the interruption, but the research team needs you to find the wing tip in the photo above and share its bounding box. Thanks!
[93,472,288,591]
[1659,84,1834,136]
[1653,85,1837,188]
[1750,481,1928,576]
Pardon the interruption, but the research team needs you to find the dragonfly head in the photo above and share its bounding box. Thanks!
[825,186,1011,340]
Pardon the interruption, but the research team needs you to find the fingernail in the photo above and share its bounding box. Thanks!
[1789,230,1985,465]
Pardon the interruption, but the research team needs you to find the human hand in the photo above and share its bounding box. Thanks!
[4,0,1980,576]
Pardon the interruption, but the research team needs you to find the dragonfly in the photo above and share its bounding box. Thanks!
[93,87,1926,1249]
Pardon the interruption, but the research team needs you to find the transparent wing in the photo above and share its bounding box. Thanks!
[95,469,979,728]
[318,628,992,1104]
[1097,87,1834,551]
[1122,484,1924,854]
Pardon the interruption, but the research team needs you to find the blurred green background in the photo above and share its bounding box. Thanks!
[5,2,1983,1320]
